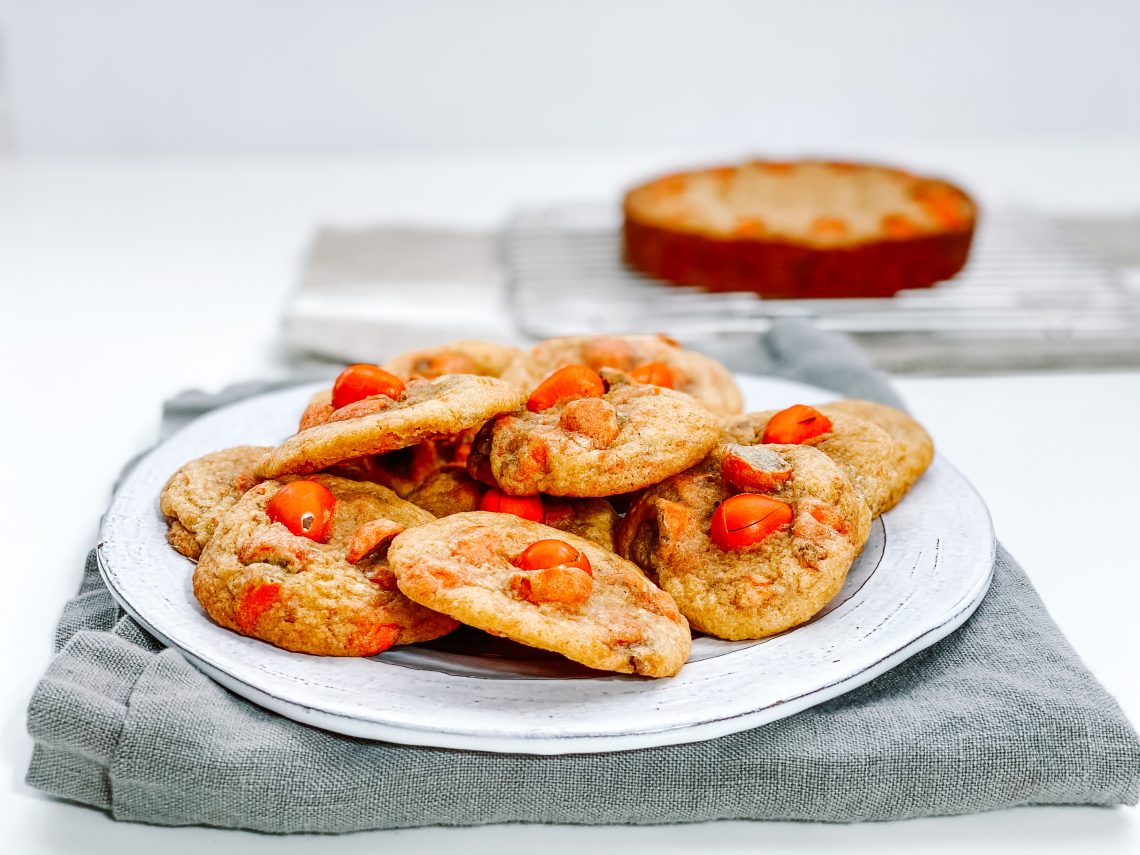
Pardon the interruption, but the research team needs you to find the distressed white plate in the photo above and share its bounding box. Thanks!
[98,375,994,754]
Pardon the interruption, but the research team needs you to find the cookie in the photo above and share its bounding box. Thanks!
[541,497,620,552]
[819,399,933,511]
[616,444,870,640]
[159,446,270,559]
[405,465,484,517]
[389,511,691,676]
[332,430,478,500]
[193,475,458,656]
[468,369,721,497]
[408,470,619,551]
[383,339,520,380]
[723,406,905,517]
[257,374,525,478]
[502,334,743,417]
[326,452,418,498]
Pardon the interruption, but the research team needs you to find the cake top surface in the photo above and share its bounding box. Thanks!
[623,160,975,246]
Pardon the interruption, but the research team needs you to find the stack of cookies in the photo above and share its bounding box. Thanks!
[162,335,932,678]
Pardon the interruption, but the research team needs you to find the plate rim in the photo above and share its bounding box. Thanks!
[97,374,995,754]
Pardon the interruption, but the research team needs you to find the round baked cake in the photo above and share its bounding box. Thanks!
[623,160,976,298]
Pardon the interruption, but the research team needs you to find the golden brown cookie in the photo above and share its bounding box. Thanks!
[723,407,905,518]
[616,444,870,640]
[159,446,270,560]
[389,511,691,676]
[819,399,933,511]
[383,339,520,380]
[502,334,743,417]
[193,475,458,656]
[258,374,525,478]
[468,370,721,497]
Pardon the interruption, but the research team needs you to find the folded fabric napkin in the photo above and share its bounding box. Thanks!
[26,322,1140,832]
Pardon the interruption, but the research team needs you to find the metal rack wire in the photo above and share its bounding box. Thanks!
[503,205,1140,361]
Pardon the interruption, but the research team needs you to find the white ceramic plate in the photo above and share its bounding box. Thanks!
[98,375,994,754]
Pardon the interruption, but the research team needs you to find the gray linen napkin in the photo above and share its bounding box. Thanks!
[26,322,1140,832]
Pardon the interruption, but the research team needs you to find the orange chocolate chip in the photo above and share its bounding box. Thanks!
[348,621,400,656]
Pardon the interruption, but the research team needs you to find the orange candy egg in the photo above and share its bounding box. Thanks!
[709,493,793,550]
[331,364,406,410]
[526,364,606,412]
[478,488,545,522]
[761,404,833,445]
[512,539,592,576]
[266,480,336,542]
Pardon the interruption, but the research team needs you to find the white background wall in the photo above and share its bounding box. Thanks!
[0,0,1137,157]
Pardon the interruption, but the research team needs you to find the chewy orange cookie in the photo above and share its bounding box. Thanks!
[616,443,870,640]
[389,512,691,676]
[258,366,525,479]
[467,367,721,497]
[818,399,934,511]
[160,446,270,559]
[193,475,458,656]
[501,334,743,417]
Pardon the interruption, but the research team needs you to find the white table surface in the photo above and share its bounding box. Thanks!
[2,146,1139,853]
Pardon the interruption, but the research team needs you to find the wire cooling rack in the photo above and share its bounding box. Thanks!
[502,204,1140,371]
